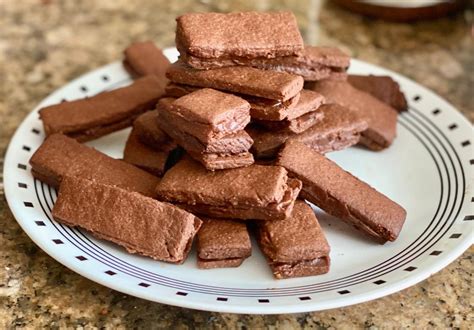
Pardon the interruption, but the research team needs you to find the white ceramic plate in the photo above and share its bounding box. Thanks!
[4,48,473,314]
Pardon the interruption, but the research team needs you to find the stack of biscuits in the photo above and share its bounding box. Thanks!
[30,11,408,280]
[156,89,254,170]
[167,12,359,160]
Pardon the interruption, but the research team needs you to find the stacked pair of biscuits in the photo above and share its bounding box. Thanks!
[31,11,408,279]
[156,90,254,170]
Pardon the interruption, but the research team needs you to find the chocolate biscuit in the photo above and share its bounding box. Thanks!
[29,134,159,197]
[348,74,408,112]
[123,129,169,176]
[166,61,304,102]
[306,80,398,150]
[171,88,250,135]
[285,90,325,120]
[248,104,367,158]
[257,200,330,279]
[257,110,324,134]
[183,46,350,81]
[53,176,201,263]
[246,94,300,121]
[123,41,170,80]
[176,12,303,61]
[157,113,253,154]
[156,157,302,221]
[296,104,368,153]
[277,141,406,243]
[157,91,250,143]
[244,46,350,81]
[197,218,251,269]
[156,96,254,170]
[39,76,165,142]
[164,82,301,121]
[255,90,325,133]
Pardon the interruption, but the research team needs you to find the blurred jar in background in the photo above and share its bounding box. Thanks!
[332,0,468,21]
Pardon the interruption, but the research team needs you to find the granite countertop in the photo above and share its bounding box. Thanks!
[0,0,472,328]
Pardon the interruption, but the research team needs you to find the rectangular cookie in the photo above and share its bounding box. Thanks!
[53,176,201,264]
[164,82,301,121]
[285,89,325,121]
[255,89,325,133]
[123,41,170,80]
[277,141,406,243]
[29,134,160,197]
[256,110,324,134]
[123,128,169,176]
[182,45,350,81]
[166,61,304,102]
[306,80,398,150]
[295,104,368,153]
[156,97,252,150]
[197,218,251,269]
[257,200,330,279]
[171,88,251,135]
[244,46,350,81]
[156,157,302,221]
[157,115,253,154]
[176,12,303,61]
[348,74,408,112]
[248,104,368,158]
[157,92,250,143]
[157,112,253,154]
[39,76,165,142]
[245,93,301,121]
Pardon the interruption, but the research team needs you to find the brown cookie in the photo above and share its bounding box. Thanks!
[171,88,250,134]
[306,80,398,150]
[248,104,368,158]
[197,218,251,269]
[254,90,325,133]
[276,141,406,243]
[157,92,250,143]
[39,76,165,142]
[176,11,303,61]
[257,200,330,279]
[123,129,169,176]
[123,41,170,81]
[29,134,159,197]
[166,61,303,102]
[256,110,324,134]
[348,74,408,112]
[53,176,201,264]
[183,46,350,81]
[156,157,302,221]
[164,82,301,121]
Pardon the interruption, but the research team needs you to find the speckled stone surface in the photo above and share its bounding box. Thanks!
[0,0,472,328]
